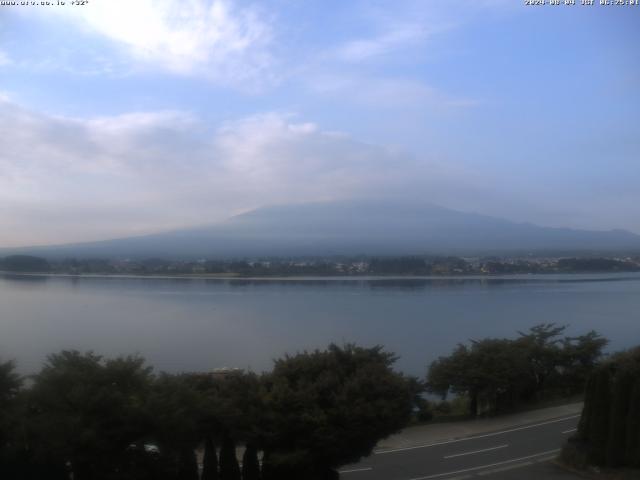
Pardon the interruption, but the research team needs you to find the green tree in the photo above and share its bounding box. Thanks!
[242,443,261,480]
[177,448,199,480]
[561,331,608,395]
[427,340,529,416]
[1,255,51,272]
[201,437,219,480]
[0,360,23,479]
[584,366,612,465]
[260,344,416,479]
[0,360,21,401]
[575,346,640,467]
[516,323,567,400]
[624,378,640,467]
[427,344,475,413]
[185,370,264,479]
[427,325,605,417]
[219,434,241,480]
[27,351,152,480]
[605,370,634,467]
[214,372,265,448]
[146,373,204,479]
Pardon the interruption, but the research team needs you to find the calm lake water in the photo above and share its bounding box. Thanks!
[1,273,639,376]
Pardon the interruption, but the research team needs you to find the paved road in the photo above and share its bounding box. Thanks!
[339,414,580,480]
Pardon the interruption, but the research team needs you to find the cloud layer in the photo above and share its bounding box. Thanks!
[49,0,274,87]
[0,98,468,246]
[2,0,638,245]
[3,91,635,247]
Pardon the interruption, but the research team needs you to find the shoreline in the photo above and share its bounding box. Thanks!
[2,271,640,282]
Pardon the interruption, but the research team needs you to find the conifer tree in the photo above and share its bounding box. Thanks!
[219,434,241,480]
[624,377,640,467]
[605,370,634,466]
[178,448,199,480]
[573,346,640,468]
[577,373,595,440]
[202,437,219,480]
[241,444,261,480]
[586,367,612,465]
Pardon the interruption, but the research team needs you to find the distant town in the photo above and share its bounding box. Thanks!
[1,254,640,276]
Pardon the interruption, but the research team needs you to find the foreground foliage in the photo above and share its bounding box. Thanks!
[563,346,640,469]
[426,324,608,416]
[0,344,416,480]
[260,345,418,479]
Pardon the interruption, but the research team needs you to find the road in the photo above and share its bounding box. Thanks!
[339,414,580,480]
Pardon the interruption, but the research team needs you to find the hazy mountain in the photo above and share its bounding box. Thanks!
[4,200,640,259]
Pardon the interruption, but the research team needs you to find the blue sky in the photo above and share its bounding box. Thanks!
[0,0,638,246]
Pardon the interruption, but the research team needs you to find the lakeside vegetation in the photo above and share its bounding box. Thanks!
[1,254,640,277]
[562,346,640,472]
[426,324,608,417]
[1,324,627,479]
[0,344,418,480]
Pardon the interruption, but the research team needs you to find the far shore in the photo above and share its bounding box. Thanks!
[2,270,640,282]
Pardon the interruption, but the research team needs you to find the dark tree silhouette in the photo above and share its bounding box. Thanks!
[0,255,51,272]
[569,346,640,468]
[0,360,23,480]
[219,434,241,480]
[202,437,219,480]
[177,448,199,480]
[428,324,608,416]
[261,344,416,478]
[26,351,152,480]
[241,443,261,480]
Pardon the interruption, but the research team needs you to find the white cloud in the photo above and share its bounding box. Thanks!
[301,5,474,109]
[0,99,467,246]
[326,0,472,66]
[2,98,634,246]
[300,0,521,108]
[52,0,274,87]
[333,24,431,63]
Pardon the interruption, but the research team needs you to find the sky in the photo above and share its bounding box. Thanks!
[0,0,639,247]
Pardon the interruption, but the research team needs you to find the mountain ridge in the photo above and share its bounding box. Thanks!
[3,200,639,259]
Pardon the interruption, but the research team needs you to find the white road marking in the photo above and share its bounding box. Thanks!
[407,449,561,480]
[339,467,373,474]
[375,415,579,455]
[477,461,533,476]
[562,428,577,434]
[535,455,558,463]
[444,444,508,459]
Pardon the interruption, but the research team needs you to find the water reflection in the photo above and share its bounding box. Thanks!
[1,273,50,283]
[1,273,639,376]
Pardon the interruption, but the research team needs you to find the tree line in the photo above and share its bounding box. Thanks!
[0,326,614,479]
[0,344,419,480]
[2,254,640,276]
[563,346,640,469]
[426,324,608,416]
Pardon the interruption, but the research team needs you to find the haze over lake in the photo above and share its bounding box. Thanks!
[2,273,639,376]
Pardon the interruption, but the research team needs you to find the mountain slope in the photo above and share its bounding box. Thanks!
[4,200,640,259]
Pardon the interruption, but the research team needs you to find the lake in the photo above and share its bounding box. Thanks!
[1,273,639,376]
